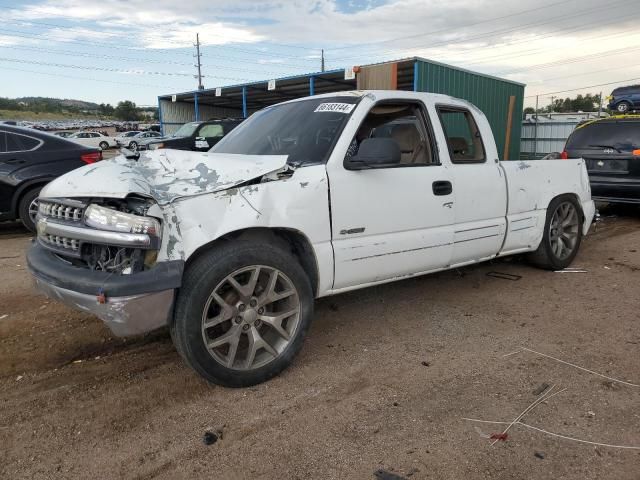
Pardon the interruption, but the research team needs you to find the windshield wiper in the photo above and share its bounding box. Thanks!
[587,144,621,152]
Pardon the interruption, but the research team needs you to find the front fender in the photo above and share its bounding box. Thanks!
[155,165,335,294]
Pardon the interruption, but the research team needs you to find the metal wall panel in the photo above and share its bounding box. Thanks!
[520,121,579,159]
[414,60,524,160]
[159,100,241,135]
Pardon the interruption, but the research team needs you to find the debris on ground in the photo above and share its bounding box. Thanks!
[421,361,430,367]
[532,383,550,396]
[534,451,545,459]
[490,432,508,441]
[202,431,218,446]
[486,271,522,281]
[374,469,408,480]
[0,314,8,320]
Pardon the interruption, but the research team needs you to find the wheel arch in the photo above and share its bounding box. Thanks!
[184,227,321,297]
[11,178,53,216]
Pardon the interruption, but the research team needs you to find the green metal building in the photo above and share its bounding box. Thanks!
[159,56,524,159]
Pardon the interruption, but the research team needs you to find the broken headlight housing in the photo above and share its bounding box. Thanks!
[84,204,161,236]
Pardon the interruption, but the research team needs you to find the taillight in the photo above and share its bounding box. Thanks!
[81,151,102,164]
[560,151,569,160]
[633,149,640,156]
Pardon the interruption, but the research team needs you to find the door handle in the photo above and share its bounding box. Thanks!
[432,180,452,196]
[3,158,25,164]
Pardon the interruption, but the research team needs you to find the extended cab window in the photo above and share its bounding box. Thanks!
[437,107,486,164]
[346,103,436,166]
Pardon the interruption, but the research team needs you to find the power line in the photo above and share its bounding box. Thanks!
[0,56,251,81]
[0,65,180,89]
[327,0,578,51]
[524,77,640,98]
[328,0,634,62]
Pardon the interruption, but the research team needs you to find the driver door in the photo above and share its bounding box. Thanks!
[326,100,454,290]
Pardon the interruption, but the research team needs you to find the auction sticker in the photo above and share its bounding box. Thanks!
[314,103,355,114]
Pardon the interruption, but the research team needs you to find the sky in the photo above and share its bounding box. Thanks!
[1,0,639,109]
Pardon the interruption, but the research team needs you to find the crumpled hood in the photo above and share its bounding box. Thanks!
[40,149,289,205]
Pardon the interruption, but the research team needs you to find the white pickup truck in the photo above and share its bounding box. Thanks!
[28,91,595,386]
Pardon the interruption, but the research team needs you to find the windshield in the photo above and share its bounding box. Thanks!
[566,122,640,152]
[173,122,199,138]
[212,96,361,165]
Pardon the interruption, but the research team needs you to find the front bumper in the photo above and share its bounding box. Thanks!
[27,243,184,336]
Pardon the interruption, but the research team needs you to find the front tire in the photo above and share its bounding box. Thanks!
[171,239,314,387]
[18,186,42,233]
[129,141,138,151]
[528,195,583,270]
[99,141,109,150]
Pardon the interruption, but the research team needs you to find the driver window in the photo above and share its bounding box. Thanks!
[345,103,436,166]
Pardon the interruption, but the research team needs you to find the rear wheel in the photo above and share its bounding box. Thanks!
[99,141,109,150]
[18,186,42,233]
[171,239,314,387]
[616,101,631,114]
[129,141,138,150]
[528,195,583,270]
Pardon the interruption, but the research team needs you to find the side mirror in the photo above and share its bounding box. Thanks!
[344,137,401,170]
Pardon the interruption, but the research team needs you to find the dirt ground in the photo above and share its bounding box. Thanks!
[1,206,639,480]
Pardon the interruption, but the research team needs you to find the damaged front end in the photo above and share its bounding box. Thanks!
[37,196,161,275]
[28,194,182,337]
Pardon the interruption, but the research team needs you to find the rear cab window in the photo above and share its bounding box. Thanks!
[436,107,486,164]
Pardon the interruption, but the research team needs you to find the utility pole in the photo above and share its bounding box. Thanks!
[194,33,204,90]
[549,95,556,112]
[533,95,539,160]
[598,90,603,117]
[321,49,325,72]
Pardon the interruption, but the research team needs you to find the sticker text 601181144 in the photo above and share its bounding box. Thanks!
[314,103,356,114]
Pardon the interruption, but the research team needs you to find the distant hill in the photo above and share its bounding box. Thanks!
[15,97,102,111]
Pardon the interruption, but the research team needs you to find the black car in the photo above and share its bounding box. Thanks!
[0,125,102,231]
[563,116,640,204]
[148,119,242,152]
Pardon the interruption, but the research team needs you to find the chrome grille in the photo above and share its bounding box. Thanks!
[41,234,80,252]
[39,201,84,222]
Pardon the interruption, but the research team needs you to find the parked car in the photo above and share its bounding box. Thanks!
[135,133,167,151]
[0,125,102,231]
[607,85,640,113]
[563,116,640,204]
[67,131,117,150]
[53,131,74,138]
[27,91,594,386]
[114,131,141,147]
[148,119,242,151]
[120,131,164,151]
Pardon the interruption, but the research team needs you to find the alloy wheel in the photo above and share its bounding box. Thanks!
[201,265,301,370]
[549,201,579,260]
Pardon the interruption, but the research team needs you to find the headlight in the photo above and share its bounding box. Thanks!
[149,142,164,150]
[84,204,161,236]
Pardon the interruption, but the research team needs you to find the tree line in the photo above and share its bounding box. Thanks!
[0,96,158,121]
[523,93,604,116]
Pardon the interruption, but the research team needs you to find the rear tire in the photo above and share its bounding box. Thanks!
[99,141,109,150]
[18,186,42,233]
[528,195,583,270]
[171,239,314,387]
[616,101,631,114]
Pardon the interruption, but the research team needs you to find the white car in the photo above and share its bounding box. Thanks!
[118,131,163,150]
[115,131,141,147]
[28,90,595,387]
[67,131,117,150]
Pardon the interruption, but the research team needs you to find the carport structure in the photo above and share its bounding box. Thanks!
[159,57,525,159]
